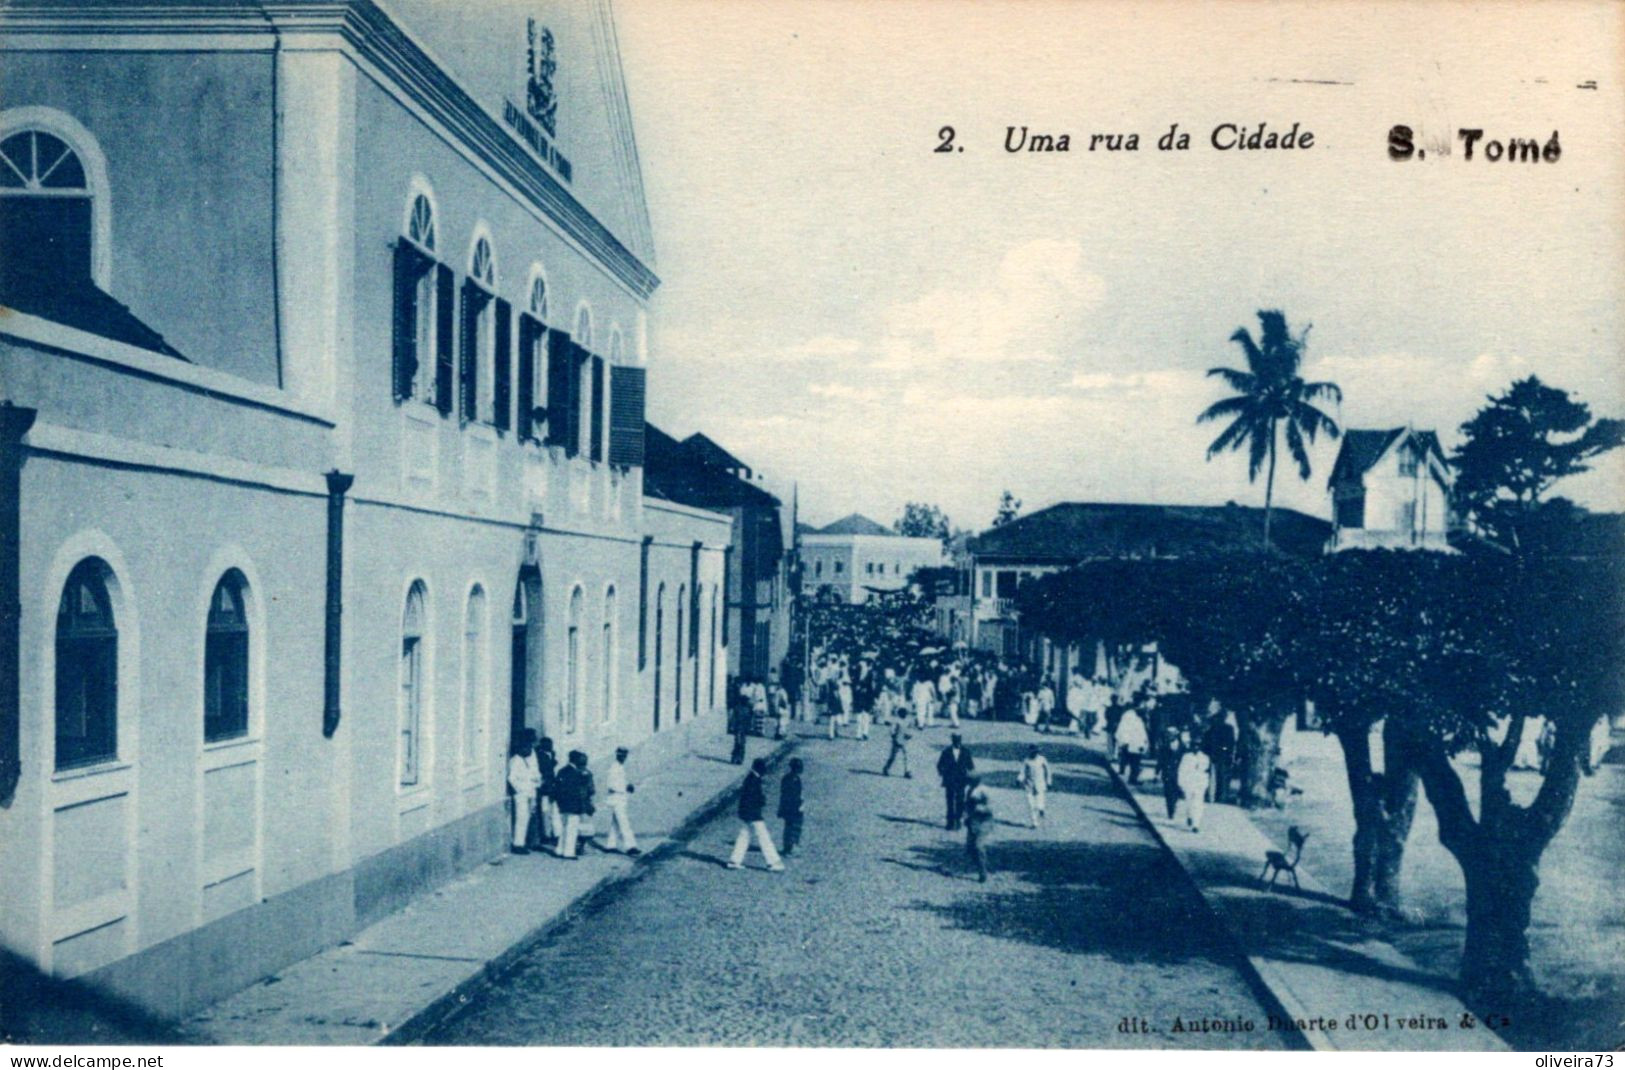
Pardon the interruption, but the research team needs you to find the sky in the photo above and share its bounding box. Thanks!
[614,0,1624,531]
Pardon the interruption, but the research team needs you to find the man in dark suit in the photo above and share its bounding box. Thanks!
[936,733,976,830]
[1202,711,1237,805]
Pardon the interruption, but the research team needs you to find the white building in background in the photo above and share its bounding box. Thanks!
[1327,428,1454,552]
[800,514,944,604]
[0,0,730,1019]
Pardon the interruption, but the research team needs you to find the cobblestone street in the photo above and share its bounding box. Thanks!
[429,722,1287,1047]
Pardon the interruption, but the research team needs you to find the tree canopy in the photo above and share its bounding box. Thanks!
[895,501,951,541]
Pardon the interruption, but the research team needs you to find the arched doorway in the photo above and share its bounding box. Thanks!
[510,565,543,749]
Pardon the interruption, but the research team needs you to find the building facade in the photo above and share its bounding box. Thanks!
[0,0,730,1018]
[644,426,795,684]
[1327,427,1453,551]
[799,514,943,604]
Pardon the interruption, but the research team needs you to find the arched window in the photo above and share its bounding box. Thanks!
[528,273,548,319]
[400,582,428,787]
[397,184,440,403]
[203,570,250,743]
[675,584,686,724]
[462,231,499,425]
[55,557,117,770]
[565,586,583,734]
[462,585,487,770]
[652,583,665,732]
[407,192,436,252]
[0,128,93,287]
[709,587,719,710]
[573,304,592,349]
[601,587,617,723]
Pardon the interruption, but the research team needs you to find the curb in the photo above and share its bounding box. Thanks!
[1103,757,1323,1053]
[381,736,800,1046]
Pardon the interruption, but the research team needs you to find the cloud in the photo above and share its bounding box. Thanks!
[783,335,865,360]
[873,238,1106,370]
[807,381,881,402]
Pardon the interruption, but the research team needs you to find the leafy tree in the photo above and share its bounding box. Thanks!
[895,502,950,542]
[1198,310,1342,549]
[991,491,1022,528]
[1452,376,1624,552]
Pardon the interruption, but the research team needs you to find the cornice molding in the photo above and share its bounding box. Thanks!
[0,0,661,300]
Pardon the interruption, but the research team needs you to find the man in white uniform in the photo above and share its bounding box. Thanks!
[602,746,641,856]
[1019,745,1053,828]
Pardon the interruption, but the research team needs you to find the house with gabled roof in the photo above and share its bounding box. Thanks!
[1327,427,1453,551]
[799,514,944,604]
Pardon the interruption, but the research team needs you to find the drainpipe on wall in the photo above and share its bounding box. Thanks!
[0,403,38,807]
[323,470,354,738]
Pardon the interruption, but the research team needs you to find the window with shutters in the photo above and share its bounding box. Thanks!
[394,186,442,405]
[545,329,576,453]
[518,268,549,442]
[608,365,647,467]
[573,306,593,456]
[55,558,118,771]
[203,570,250,743]
[400,582,428,787]
[461,233,498,425]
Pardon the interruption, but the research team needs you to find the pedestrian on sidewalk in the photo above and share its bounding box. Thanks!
[772,677,792,740]
[882,717,913,777]
[534,735,562,848]
[728,758,785,871]
[554,750,594,859]
[912,673,936,730]
[936,733,975,830]
[1176,736,1212,833]
[507,729,541,855]
[1157,724,1187,820]
[1202,708,1236,805]
[778,757,805,857]
[1018,745,1052,828]
[728,691,751,765]
[602,746,642,856]
[964,774,993,882]
[1116,706,1149,785]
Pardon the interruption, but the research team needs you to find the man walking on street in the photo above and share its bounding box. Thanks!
[602,746,641,856]
[882,717,913,778]
[936,733,975,830]
[1202,708,1237,805]
[507,729,541,855]
[964,774,993,883]
[1019,744,1052,828]
[728,757,785,871]
[778,757,805,857]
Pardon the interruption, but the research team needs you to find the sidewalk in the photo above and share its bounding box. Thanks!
[185,732,794,1045]
[1107,751,1507,1052]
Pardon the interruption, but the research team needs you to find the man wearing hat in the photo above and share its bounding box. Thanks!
[936,733,976,830]
[602,746,641,856]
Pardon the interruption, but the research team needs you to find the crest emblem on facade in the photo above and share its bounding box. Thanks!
[525,18,558,138]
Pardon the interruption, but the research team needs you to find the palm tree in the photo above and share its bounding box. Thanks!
[1198,310,1342,549]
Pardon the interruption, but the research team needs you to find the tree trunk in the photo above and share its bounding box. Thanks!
[1371,759,1420,914]
[1263,427,1278,550]
[1461,845,1541,1003]
[1335,719,1381,912]
[1236,702,1287,809]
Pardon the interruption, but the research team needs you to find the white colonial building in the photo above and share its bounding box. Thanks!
[799,514,944,604]
[0,0,730,1018]
[1327,427,1453,551]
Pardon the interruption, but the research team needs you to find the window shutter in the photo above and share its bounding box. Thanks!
[565,343,588,458]
[609,365,647,467]
[493,298,512,433]
[391,241,419,401]
[689,543,700,658]
[434,264,455,416]
[545,329,573,448]
[516,314,537,441]
[589,355,605,462]
[459,280,483,424]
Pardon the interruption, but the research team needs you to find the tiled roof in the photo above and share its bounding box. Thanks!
[967,501,1330,560]
[1328,428,1448,487]
[815,514,896,537]
[644,423,779,509]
